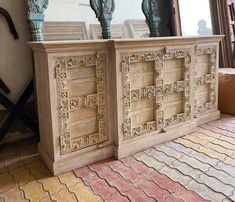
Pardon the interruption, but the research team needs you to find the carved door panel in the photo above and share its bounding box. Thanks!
[194,46,217,114]
[55,53,109,155]
[121,48,192,141]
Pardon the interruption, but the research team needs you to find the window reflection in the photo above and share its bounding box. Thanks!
[179,0,212,36]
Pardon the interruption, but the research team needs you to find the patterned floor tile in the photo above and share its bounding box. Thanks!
[1,116,235,202]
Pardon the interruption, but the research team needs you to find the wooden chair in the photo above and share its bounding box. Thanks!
[0,7,39,142]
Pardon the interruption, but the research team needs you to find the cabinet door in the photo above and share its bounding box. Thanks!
[55,53,109,155]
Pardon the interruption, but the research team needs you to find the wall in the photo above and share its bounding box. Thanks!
[0,0,32,111]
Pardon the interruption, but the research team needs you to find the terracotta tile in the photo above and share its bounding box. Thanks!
[21,181,49,201]
[112,156,177,202]
[90,162,156,202]
[122,156,205,202]
[136,178,182,202]
[75,167,124,201]
[107,192,129,202]
[107,161,141,182]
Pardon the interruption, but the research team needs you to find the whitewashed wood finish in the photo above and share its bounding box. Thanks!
[30,36,222,175]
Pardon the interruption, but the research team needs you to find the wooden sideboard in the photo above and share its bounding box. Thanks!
[29,36,223,175]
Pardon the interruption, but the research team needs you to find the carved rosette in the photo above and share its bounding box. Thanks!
[194,46,217,114]
[55,53,108,155]
[121,48,192,140]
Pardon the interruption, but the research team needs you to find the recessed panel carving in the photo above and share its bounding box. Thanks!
[194,46,217,114]
[121,49,192,140]
[55,53,108,154]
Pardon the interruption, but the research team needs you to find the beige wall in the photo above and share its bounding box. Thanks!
[0,0,32,111]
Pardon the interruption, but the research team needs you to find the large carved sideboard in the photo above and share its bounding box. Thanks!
[30,36,222,175]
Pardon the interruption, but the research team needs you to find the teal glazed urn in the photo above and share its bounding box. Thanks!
[142,0,161,37]
[27,0,48,41]
[90,0,115,39]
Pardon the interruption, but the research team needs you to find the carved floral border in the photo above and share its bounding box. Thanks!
[194,46,217,114]
[55,53,108,155]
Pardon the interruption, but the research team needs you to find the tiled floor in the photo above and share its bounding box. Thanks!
[1,114,235,201]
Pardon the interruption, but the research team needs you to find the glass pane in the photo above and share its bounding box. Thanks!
[179,0,213,36]
[43,0,172,40]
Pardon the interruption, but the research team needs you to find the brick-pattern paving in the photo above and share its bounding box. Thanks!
[1,114,235,201]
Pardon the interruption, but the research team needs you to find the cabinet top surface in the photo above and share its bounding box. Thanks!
[29,35,224,53]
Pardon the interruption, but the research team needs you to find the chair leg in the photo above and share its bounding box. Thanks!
[0,80,39,142]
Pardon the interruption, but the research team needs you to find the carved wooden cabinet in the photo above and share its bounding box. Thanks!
[30,36,222,175]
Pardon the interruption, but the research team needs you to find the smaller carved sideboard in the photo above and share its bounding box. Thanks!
[30,36,222,175]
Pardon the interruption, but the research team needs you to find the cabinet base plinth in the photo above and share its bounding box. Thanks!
[38,143,114,176]
[114,121,196,159]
